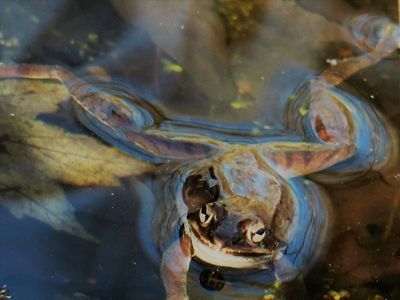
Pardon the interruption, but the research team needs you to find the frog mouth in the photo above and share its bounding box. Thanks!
[188,220,278,269]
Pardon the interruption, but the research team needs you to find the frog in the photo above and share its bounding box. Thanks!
[0,14,398,300]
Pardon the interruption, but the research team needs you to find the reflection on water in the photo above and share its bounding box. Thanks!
[0,0,399,299]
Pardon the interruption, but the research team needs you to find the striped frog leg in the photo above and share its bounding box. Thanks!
[0,63,225,163]
[254,142,355,178]
[280,21,399,180]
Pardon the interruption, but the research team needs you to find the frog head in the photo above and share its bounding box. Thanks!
[181,146,299,269]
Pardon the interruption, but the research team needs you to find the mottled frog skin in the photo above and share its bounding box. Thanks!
[0,14,398,300]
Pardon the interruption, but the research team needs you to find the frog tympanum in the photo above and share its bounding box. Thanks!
[0,14,398,300]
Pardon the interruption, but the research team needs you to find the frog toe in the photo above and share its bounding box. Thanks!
[347,13,399,54]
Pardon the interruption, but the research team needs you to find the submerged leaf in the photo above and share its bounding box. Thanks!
[0,161,98,243]
[0,78,154,240]
[0,79,154,186]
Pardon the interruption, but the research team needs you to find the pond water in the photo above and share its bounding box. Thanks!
[0,1,399,299]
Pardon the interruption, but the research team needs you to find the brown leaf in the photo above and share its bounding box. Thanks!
[0,78,154,240]
[0,79,154,186]
[0,159,98,243]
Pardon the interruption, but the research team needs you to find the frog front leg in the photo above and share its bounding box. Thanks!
[160,232,193,300]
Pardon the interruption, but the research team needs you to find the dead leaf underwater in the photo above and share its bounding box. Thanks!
[0,79,154,242]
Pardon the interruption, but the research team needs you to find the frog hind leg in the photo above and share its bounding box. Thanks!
[284,19,399,183]
[70,87,226,164]
[318,14,399,87]
[285,84,398,183]
[0,63,226,164]
[259,142,355,178]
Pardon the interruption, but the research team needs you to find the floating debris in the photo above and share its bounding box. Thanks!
[326,58,338,66]
[87,33,98,43]
[323,289,350,300]
[299,106,309,117]
[161,58,183,73]
[0,32,19,49]
[216,0,267,41]
[263,280,283,300]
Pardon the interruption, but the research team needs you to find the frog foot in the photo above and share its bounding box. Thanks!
[285,83,398,183]
[0,285,11,300]
[347,13,400,54]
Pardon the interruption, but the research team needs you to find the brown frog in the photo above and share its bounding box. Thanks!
[0,14,398,300]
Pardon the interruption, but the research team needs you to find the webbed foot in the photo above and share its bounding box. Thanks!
[348,13,399,54]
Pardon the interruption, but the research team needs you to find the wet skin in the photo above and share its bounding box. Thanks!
[182,143,351,267]
[0,14,398,300]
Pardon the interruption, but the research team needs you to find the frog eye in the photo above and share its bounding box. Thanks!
[246,220,266,244]
[199,203,215,227]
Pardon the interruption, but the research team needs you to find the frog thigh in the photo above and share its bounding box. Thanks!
[72,90,226,164]
[258,142,355,178]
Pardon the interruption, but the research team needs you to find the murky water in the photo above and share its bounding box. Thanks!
[0,1,399,299]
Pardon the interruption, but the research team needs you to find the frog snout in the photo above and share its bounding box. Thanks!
[211,213,242,247]
[197,202,246,247]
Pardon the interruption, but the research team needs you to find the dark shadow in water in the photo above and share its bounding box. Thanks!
[0,183,164,300]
